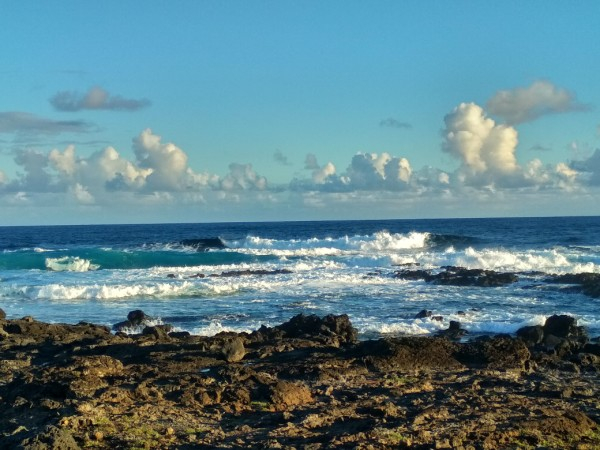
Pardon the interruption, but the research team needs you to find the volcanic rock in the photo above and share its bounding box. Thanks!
[222,337,246,362]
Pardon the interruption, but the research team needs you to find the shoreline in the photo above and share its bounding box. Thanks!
[1,310,599,449]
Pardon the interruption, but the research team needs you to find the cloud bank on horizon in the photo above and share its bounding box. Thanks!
[0,79,598,224]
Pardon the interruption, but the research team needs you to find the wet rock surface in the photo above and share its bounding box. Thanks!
[1,313,599,449]
[395,266,519,287]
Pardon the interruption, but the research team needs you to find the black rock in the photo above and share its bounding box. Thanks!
[274,313,358,344]
[543,315,577,338]
[142,324,173,339]
[415,309,432,319]
[180,238,227,251]
[127,310,149,325]
[516,325,545,346]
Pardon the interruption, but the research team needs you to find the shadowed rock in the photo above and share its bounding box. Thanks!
[222,337,246,362]
[395,266,518,287]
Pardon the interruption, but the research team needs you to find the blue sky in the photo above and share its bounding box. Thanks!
[1,1,600,225]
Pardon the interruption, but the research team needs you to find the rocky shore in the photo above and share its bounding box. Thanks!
[1,308,599,450]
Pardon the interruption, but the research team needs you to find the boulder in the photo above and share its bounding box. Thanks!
[222,337,246,362]
[543,315,577,338]
[275,313,357,344]
[113,310,154,332]
[516,325,545,346]
[269,381,313,410]
[0,307,6,320]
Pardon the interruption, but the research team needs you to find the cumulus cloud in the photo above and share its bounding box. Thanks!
[1,129,270,201]
[133,128,192,191]
[273,150,291,166]
[0,111,93,135]
[379,118,411,129]
[219,163,267,191]
[293,152,414,192]
[487,80,589,125]
[50,86,151,112]
[443,102,519,185]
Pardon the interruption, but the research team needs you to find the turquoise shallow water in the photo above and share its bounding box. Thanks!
[1,217,599,337]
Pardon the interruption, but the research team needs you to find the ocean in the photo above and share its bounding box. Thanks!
[1,216,599,338]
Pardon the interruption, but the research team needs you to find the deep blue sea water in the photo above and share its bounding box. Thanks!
[1,217,599,337]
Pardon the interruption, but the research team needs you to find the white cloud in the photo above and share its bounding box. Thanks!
[219,163,267,191]
[487,80,589,125]
[69,183,95,204]
[313,162,336,184]
[443,102,518,185]
[50,86,151,112]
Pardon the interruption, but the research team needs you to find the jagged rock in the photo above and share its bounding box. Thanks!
[415,309,432,319]
[516,325,545,346]
[142,325,173,340]
[274,313,357,344]
[222,337,246,362]
[127,310,148,325]
[437,320,467,340]
[543,314,578,338]
[19,425,80,450]
[216,269,293,277]
[269,381,313,410]
[457,335,530,370]
[395,266,518,287]
[546,273,600,298]
[113,310,153,332]
[0,307,6,320]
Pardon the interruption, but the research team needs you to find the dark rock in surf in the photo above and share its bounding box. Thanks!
[437,320,467,340]
[546,273,600,298]
[394,269,430,281]
[180,237,227,252]
[395,266,518,287]
[415,309,432,319]
[432,267,518,287]
[113,310,154,332]
[217,269,293,277]
[127,310,148,325]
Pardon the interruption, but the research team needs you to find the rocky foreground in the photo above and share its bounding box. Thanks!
[1,309,600,450]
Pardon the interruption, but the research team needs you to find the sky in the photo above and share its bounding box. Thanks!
[1,1,600,225]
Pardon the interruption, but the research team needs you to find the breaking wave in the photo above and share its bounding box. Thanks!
[45,256,99,272]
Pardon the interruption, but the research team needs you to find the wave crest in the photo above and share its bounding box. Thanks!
[45,256,99,272]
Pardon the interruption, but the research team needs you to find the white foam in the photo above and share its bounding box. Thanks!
[454,247,600,274]
[359,231,429,252]
[191,321,253,336]
[45,256,99,272]
[25,281,193,300]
